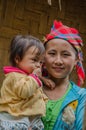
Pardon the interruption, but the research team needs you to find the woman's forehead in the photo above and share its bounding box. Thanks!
[45,39,77,54]
[46,39,73,48]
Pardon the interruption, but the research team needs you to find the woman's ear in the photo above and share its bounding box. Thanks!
[74,52,79,65]
[74,58,79,66]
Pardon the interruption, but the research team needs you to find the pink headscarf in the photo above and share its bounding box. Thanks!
[44,20,85,86]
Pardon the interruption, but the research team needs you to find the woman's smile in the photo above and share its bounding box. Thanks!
[52,66,64,72]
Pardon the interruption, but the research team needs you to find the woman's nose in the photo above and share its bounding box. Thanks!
[54,55,63,64]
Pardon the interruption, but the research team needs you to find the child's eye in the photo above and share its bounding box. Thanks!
[40,61,43,64]
[32,58,38,62]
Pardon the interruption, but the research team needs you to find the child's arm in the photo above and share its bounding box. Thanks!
[33,68,55,89]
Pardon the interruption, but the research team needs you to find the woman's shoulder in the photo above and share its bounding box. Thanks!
[70,81,86,97]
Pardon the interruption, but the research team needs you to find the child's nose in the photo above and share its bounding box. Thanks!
[36,62,40,68]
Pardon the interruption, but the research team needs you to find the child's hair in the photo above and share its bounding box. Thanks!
[9,35,45,66]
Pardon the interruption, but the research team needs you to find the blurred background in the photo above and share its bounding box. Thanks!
[0,0,86,87]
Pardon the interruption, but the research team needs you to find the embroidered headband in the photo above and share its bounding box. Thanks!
[44,20,85,86]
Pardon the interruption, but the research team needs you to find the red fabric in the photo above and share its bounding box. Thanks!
[45,20,83,49]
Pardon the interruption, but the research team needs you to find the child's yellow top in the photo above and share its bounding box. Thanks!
[0,72,46,117]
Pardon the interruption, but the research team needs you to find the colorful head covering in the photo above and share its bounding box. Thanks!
[44,20,85,86]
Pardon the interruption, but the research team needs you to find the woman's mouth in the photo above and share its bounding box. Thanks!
[53,67,64,72]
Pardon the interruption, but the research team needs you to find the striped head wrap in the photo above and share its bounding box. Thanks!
[44,20,85,86]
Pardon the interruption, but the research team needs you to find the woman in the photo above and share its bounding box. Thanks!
[42,20,86,130]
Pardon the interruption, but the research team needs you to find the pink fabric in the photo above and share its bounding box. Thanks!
[3,66,27,75]
[29,74,42,87]
[3,66,42,87]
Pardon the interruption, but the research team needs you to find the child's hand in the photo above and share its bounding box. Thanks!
[32,68,42,77]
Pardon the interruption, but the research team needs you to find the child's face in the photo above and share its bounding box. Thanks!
[44,39,78,79]
[15,46,42,74]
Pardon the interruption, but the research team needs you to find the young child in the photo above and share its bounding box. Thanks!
[0,35,47,130]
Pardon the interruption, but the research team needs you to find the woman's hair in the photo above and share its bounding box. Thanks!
[9,35,45,66]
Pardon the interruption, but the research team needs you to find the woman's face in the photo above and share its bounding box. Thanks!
[44,39,78,79]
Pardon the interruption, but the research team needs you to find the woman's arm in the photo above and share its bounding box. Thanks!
[75,88,86,130]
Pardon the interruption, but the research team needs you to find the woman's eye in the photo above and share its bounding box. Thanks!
[63,53,70,56]
[48,52,55,56]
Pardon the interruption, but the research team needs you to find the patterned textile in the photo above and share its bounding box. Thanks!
[0,113,44,130]
[0,119,28,130]
[0,118,44,130]
[44,20,85,86]
[30,116,44,130]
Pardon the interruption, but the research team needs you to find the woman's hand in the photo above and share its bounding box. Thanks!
[33,68,55,89]
[40,76,55,90]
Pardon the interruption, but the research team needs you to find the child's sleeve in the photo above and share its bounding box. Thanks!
[14,74,42,99]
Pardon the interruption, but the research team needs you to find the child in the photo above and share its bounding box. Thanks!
[0,35,47,130]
